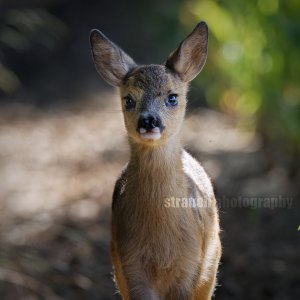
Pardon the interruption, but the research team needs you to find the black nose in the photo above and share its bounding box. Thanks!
[138,113,161,131]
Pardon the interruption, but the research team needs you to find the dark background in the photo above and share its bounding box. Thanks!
[0,0,299,299]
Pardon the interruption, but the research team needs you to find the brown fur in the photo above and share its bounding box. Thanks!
[90,22,221,299]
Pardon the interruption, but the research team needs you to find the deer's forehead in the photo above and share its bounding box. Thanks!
[124,65,174,93]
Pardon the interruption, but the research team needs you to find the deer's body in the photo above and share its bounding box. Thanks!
[90,22,221,299]
[112,148,220,299]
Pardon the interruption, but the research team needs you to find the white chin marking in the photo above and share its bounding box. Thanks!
[140,132,161,140]
[151,127,160,133]
[139,127,161,140]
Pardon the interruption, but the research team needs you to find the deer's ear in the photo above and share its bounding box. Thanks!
[90,29,137,87]
[165,22,208,82]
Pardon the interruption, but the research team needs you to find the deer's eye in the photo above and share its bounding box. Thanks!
[124,96,136,110]
[166,94,178,107]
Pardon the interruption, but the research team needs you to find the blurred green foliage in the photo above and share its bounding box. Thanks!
[180,0,300,153]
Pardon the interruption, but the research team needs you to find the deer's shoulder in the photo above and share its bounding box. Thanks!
[182,150,215,201]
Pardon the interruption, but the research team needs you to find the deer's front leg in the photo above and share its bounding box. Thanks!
[123,266,159,300]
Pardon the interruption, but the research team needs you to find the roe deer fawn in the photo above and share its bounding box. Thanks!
[90,21,221,300]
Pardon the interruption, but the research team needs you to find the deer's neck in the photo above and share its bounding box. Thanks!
[126,136,186,203]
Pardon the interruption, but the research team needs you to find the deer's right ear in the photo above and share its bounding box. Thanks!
[165,22,208,82]
[90,29,137,87]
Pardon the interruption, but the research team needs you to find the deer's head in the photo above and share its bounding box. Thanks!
[90,22,208,146]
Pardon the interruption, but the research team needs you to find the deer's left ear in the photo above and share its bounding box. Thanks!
[165,22,208,82]
[90,29,137,87]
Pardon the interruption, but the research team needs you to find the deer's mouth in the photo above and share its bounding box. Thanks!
[138,127,161,140]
